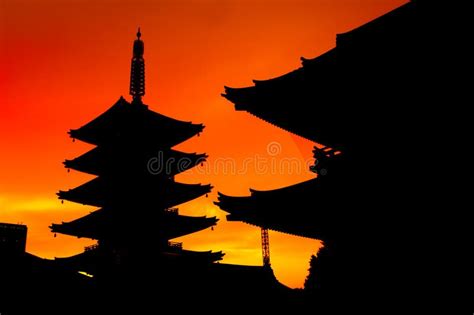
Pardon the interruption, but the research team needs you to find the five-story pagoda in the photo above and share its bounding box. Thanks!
[50,29,223,278]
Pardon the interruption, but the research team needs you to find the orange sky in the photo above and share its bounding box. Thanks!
[0,0,407,288]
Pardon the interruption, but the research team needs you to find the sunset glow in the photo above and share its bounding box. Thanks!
[0,0,407,288]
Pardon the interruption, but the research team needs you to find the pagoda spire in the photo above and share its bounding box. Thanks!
[130,27,145,104]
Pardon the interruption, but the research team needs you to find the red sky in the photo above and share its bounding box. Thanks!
[0,0,407,288]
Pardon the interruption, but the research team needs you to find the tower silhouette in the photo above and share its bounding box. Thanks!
[50,29,222,282]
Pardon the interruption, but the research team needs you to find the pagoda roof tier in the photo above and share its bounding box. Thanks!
[221,1,419,147]
[163,213,218,240]
[215,178,340,240]
[68,97,204,146]
[64,146,207,176]
[58,177,212,208]
[50,208,218,240]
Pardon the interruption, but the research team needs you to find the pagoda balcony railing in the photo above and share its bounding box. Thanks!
[167,241,183,250]
[85,244,99,252]
[164,208,179,215]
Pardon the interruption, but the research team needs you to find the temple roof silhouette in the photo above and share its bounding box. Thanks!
[64,146,207,176]
[222,0,425,148]
[68,97,204,146]
[217,0,437,242]
[216,146,344,239]
[58,177,212,208]
[216,176,341,240]
[51,207,218,240]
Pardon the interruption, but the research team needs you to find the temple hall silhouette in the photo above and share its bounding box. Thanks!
[216,0,456,311]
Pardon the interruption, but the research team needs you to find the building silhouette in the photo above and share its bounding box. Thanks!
[0,222,27,257]
[11,29,288,313]
[216,0,456,311]
[50,29,224,280]
[0,1,460,312]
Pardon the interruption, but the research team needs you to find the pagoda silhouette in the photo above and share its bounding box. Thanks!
[40,29,289,311]
[49,29,224,284]
[1,29,291,315]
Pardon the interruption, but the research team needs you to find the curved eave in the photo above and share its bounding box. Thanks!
[165,152,208,175]
[167,183,213,208]
[225,211,325,240]
[63,159,99,176]
[69,124,204,147]
[222,86,257,111]
[68,97,205,146]
[50,223,101,239]
[50,207,107,239]
[64,148,208,176]
[218,197,326,240]
[222,67,304,108]
[248,178,318,196]
[300,48,337,68]
[58,178,213,208]
[57,177,103,207]
[50,211,219,240]
[223,78,343,146]
[57,191,102,208]
[222,89,326,144]
[252,67,304,87]
[214,192,254,215]
[215,178,325,239]
[165,215,219,239]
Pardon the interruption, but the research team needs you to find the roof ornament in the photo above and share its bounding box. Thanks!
[130,27,145,104]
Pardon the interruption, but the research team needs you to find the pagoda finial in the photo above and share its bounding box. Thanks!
[130,27,145,104]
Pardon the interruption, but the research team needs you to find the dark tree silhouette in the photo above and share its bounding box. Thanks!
[304,253,318,292]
